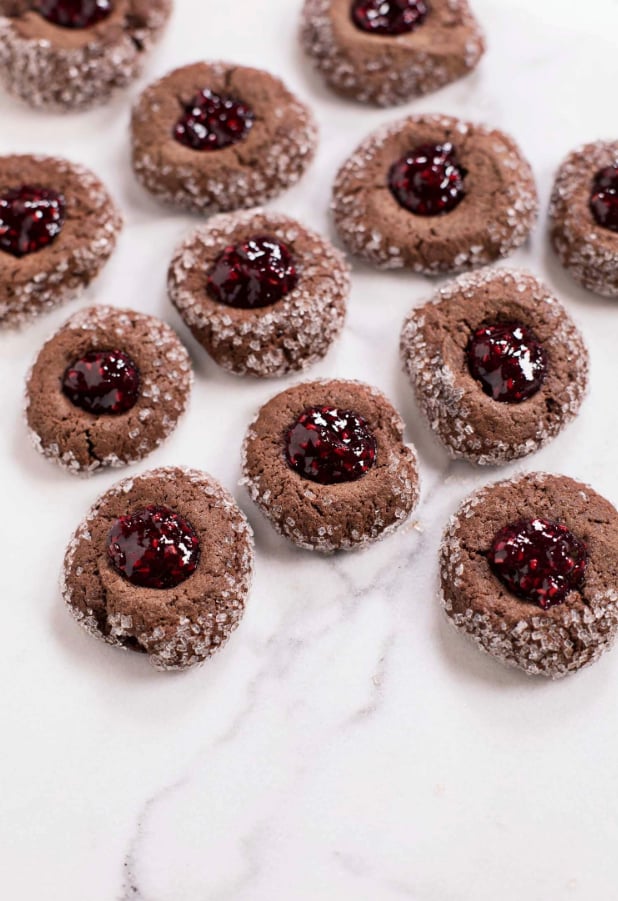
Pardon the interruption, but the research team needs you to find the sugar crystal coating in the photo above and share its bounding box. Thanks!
[62,467,254,671]
[242,379,420,552]
[0,155,122,328]
[0,1,172,111]
[301,0,485,107]
[550,140,618,297]
[26,305,193,475]
[440,472,618,678]
[169,209,348,378]
[333,114,538,274]
[131,62,318,214]
[400,268,588,464]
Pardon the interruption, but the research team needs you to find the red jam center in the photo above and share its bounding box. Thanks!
[35,0,113,28]
[207,235,298,309]
[351,0,429,35]
[467,322,548,404]
[388,143,467,216]
[489,518,587,609]
[285,406,377,485]
[62,350,140,416]
[590,163,618,232]
[0,185,65,258]
[108,505,200,590]
[174,89,255,152]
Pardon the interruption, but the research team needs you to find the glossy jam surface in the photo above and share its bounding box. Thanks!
[489,518,587,609]
[35,0,113,28]
[285,406,377,485]
[467,322,548,404]
[174,89,255,152]
[0,185,65,258]
[207,236,298,309]
[590,164,618,232]
[388,143,467,216]
[351,0,429,35]
[108,505,201,590]
[62,350,140,416]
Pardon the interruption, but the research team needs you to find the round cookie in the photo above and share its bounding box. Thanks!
[400,268,588,465]
[440,472,618,678]
[332,113,538,273]
[242,379,420,552]
[549,140,618,297]
[62,467,254,671]
[168,209,349,378]
[300,0,485,107]
[131,61,318,214]
[0,154,122,328]
[0,1,172,111]
[26,305,192,474]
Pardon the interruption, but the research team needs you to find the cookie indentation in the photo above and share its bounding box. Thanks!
[466,322,547,404]
[285,406,377,484]
[388,142,467,216]
[489,518,587,609]
[35,0,113,29]
[0,184,65,258]
[108,505,201,590]
[207,235,298,310]
[62,350,140,416]
[351,0,429,36]
[173,89,255,152]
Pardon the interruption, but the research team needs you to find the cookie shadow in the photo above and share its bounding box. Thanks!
[391,354,497,499]
[49,580,249,701]
[542,239,617,314]
[237,483,371,607]
[392,359,452,476]
[238,483,307,563]
[433,576,618,716]
[434,601,538,691]
[11,407,70,486]
[286,18,359,112]
[112,140,190,225]
[49,592,161,683]
[391,344,530,497]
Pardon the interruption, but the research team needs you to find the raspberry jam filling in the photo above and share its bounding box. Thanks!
[0,185,65,258]
[466,322,548,404]
[285,406,377,485]
[207,235,298,309]
[35,0,113,28]
[388,143,467,216]
[489,518,587,609]
[351,0,429,35]
[62,350,140,416]
[108,505,201,590]
[590,163,618,232]
[174,89,255,152]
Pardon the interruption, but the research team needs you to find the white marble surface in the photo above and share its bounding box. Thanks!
[2,1,618,898]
